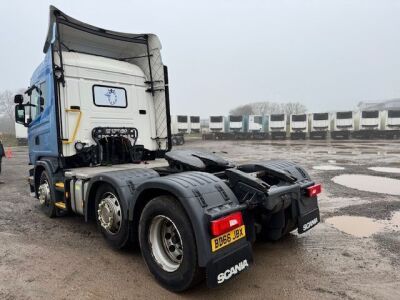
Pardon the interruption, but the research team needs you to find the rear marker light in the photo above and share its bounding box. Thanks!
[211,212,243,236]
[307,184,322,197]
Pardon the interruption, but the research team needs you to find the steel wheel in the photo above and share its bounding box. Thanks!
[148,215,183,272]
[97,192,122,235]
[38,179,51,206]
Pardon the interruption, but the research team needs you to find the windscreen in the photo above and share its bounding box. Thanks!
[271,114,284,121]
[388,110,400,118]
[292,114,307,122]
[177,116,188,123]
[210,116,223,122]
[230,116,243,122]
[336,111,352,119]
[190,116,200,123]
[313,113,328,121]
[362,111,379,118]
[254,116,263,124]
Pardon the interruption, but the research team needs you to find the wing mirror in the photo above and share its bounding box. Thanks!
[14,94,24,104]
[15,105,26,125]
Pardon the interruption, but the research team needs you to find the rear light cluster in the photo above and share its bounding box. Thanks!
[210,212,243,236]
[307,184,322,197]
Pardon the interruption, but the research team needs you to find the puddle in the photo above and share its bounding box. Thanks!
[325,211,400,238]
[332,174,400,195]
[313,165,345,171]
[325,216,385,237]
[368,167,400,174]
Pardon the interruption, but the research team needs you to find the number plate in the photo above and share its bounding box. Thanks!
[211,225,246,252]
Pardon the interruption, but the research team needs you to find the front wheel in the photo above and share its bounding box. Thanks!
[139,196,203,292]
[37,171,57,218]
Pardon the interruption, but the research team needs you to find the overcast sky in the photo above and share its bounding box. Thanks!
[1,0,399,116]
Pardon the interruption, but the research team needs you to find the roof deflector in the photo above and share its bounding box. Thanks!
[43,5,161,61]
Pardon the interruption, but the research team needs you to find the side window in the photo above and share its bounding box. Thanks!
[30,88,40,120]
[39,81,47,113]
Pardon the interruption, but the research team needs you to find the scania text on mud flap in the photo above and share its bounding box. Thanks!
[14,6,321,292]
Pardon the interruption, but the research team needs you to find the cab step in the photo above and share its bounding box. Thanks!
[54,182,65,192]
[54,201,67,210]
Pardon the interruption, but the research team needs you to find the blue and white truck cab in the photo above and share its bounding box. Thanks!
[14,6,321,292]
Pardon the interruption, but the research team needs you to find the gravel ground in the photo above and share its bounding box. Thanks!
[0,140,400,299]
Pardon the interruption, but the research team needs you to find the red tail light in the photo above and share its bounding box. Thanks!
[210,212,243,236]
[307,184,322,197]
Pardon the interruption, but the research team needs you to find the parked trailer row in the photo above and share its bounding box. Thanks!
[201,110,400,140]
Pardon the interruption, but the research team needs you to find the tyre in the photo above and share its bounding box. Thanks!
[171,137,178,146]
[139,196,202,292]
[95,184,129,249]
[37,170,57,218]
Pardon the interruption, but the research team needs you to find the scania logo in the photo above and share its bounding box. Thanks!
[104,88,118,105]
[217,259,249,284]
[302,217,318,231]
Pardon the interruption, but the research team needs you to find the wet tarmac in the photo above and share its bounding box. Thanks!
[1,140,400,299]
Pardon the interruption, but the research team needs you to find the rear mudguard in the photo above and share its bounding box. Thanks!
[132,172,252,267]
[85,170,253,286]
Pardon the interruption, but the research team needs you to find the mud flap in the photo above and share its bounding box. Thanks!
[296,192,320,233]
[206,242,253,287]
[298,208,320,233]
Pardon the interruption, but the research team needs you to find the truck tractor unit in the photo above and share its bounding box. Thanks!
[290,114,308,140]
[14,6,321,292]
[381,110,400,139]
[353,110,381,139]
[269,114,287,139]
[189,116,201,133]
[331,111,354,139]
[171,115,189,145]
[309,113,330,140]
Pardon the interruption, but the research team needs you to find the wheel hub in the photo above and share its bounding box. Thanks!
[38,181,50,205]
[149,215,183,272]
[97,192,121,234]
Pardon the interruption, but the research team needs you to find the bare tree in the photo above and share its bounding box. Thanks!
[0,88,25,134]
[281,102,307,115]
[229,104,254,115]
[230,101,307,116]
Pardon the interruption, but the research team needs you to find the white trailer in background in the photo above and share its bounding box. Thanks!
[189,116,200,133]
[310,113,330,139]
[15,123,28,145]
[209,116,225,132]
[248,115,268,139]
[269,114,287,139]
[331,111,354,139]
[248,115,263,132]
[382,110,400,139]
[228,115,244,132]
[353,110,381,139]
[171,115,188,145]
[290,114,308,140]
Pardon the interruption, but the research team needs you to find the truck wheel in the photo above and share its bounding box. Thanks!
[139,196,202,292]
[37,171,57,218]
[95,184,129,249]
